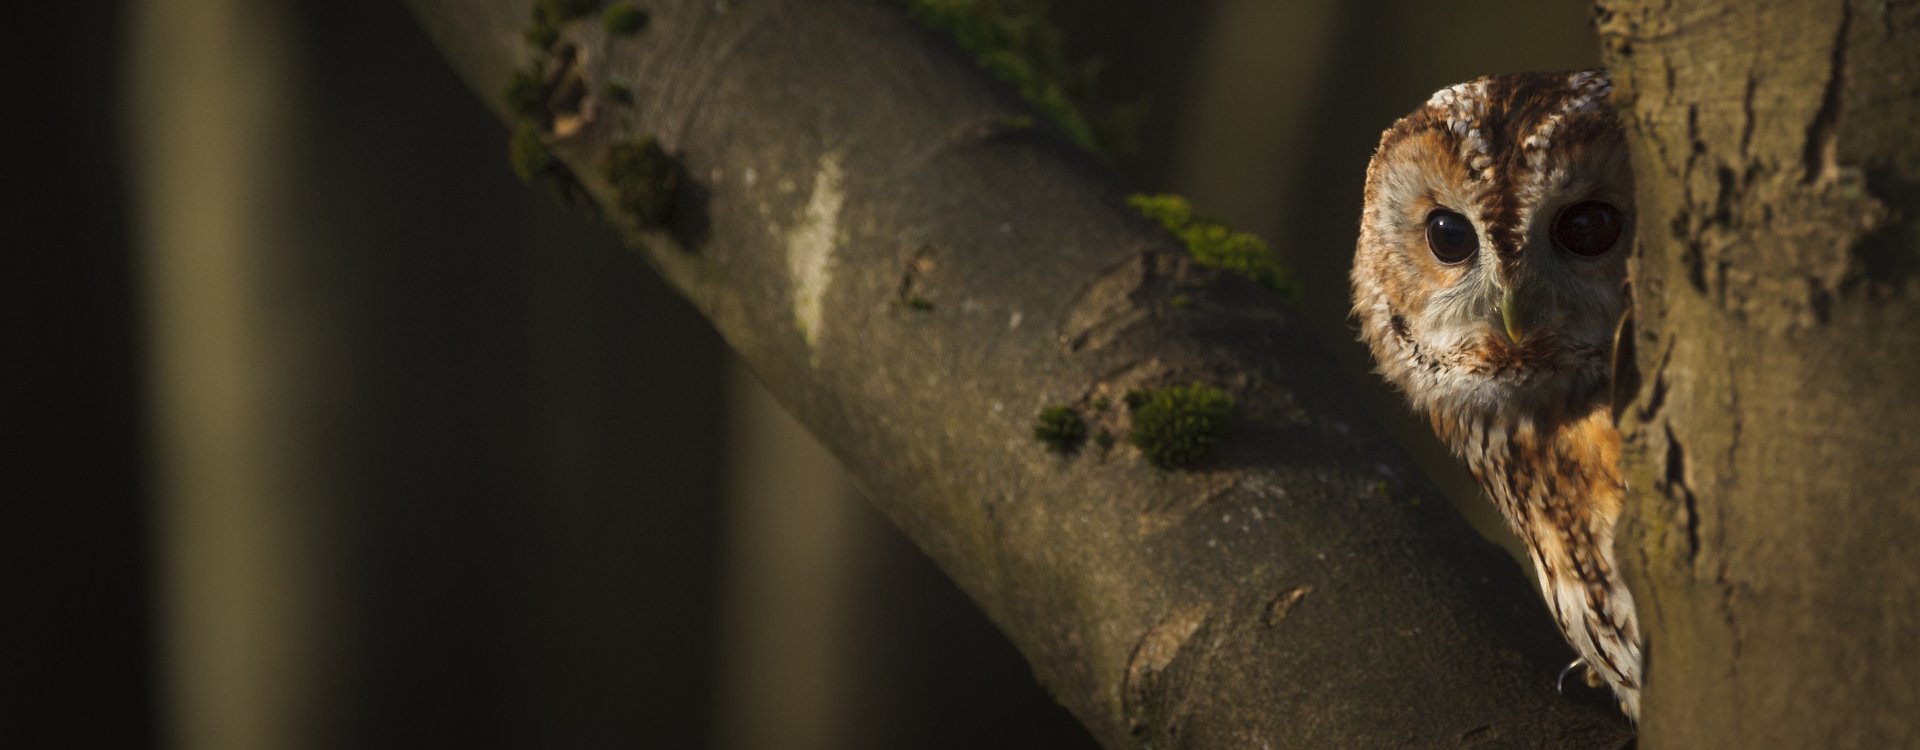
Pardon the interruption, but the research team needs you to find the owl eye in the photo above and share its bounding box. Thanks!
[1424,210,1478,264]
[1552,200,1623,257]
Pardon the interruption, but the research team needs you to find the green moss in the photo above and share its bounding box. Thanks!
[539,0,598,22]
[906,296,934,311]
[524,15,560,49]
[603,82,633,105]
[1129,192,1194,232]
[505,65,549,119]
[1127,382,1233,469]
[603,3,649,34]
[1091,397,1110,412]
[1033,405,1086,454]
[509,122,554,183]
[509,123,592,207]
[607,137,679,226]
[1093,430,1114,450]
[1127,194,1300,303]
[895,0,1130,157]
[1170,293,1191,308]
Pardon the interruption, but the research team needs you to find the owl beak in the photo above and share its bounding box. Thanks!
[1500,288,1527,344]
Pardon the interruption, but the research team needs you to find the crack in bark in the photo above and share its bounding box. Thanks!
[1715,360,1743,672]
[1634,337,1673,423]
[1122,603,1212,738]
[1722,359,1743,474]
[1137,474,1239,537]
[1261,584,1313,627]
[1802,0,1852,184]
[1061,250,1167,354]
[1714,559,1743,673]
[1737,73,1758,157]
[1673,101,1712,296]
[894,243,937,311]
[1661,423,1701,564]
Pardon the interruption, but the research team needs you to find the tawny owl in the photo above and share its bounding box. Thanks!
[1349,70,1642,719]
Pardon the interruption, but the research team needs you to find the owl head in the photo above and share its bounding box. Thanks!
[1351,71,1632,428]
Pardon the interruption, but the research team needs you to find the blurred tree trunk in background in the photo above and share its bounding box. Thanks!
[130,2,347,745]
[125,1,1093,748]
[715,366,863,750]
[131,0,736,746]
[1599,0,1920,745]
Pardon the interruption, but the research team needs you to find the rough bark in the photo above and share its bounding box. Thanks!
[409,1,1633,745]
[1598,0,1920,746]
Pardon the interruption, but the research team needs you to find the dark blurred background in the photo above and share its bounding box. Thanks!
[11,1,1595,747]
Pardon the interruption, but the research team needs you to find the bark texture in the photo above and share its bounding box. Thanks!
[1599,0,1920,745]
[410,1,1634,745]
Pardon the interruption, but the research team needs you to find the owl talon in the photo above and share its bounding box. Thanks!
[1556,658,1586,695]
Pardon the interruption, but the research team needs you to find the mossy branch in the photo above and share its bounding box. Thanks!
[405,1,1632,745]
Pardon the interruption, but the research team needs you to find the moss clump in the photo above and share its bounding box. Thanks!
[1127,382,1233,469]
[1093,430,1114,450]
[603,82,633,105]
[525,0,597,50]
[509,122,554,183]
[897,0,1131,158]
[524,15,560,48]
[603,3,649,34]
[509,123,592,207]
[505,65,549,119]
[1033,405,1086,454]
[1128,194,1300,303]
[905,296,934,311]
[607,137,679,226]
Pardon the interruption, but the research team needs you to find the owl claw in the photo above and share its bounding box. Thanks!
[1556,658,1586,695]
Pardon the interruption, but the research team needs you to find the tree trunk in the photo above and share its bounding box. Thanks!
[409,1,1632,745]
[1599,0,1920,745]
